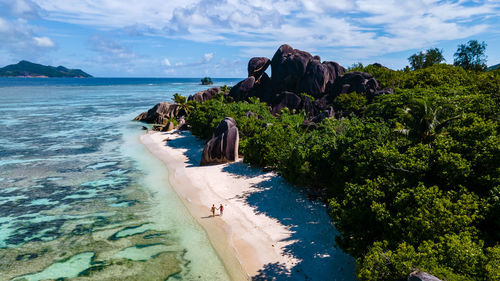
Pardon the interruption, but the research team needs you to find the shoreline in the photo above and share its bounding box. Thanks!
[140,130,356,280]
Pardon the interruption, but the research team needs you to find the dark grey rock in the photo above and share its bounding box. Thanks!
[133,102,184,124]
[188,87,221,103]
[248,57,271,79]
[408,271,443,281]
[271,44,314,94]
[200,117,239,165]
[246,111,258,119]
[328,71,383,102]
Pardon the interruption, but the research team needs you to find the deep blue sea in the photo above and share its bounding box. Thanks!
[0,78,241,280]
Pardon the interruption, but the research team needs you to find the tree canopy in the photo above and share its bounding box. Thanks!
[186,61,500,281]
[454,40,488,71]
[408,48,445,70]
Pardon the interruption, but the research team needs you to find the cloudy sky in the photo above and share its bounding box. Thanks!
[1,0,499,77]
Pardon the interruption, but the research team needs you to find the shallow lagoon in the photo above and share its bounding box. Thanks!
[0,78,240,280]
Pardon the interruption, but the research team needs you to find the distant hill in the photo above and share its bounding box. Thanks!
[487,63,500,71]
[0,60,92,77]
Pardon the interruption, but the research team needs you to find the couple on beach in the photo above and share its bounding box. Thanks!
[210,204,224,217]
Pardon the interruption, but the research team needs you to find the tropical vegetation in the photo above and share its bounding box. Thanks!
[185,50,499,280]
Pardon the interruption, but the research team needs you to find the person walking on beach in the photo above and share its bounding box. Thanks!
[218,204,224,216]
[210,204,216,217]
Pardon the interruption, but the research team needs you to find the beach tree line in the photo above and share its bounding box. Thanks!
[185,42,499,280]
[408,40,488,71]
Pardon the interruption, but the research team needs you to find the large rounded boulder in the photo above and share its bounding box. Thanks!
[228,73,273,103]
[133,102,184,124]
[296,59,345,98]
[271,44,314,94]
[188,87,220,103]
[328,72,382,101]
[200,117,239,166]
[408,271,443,281]
[248,57,270,79]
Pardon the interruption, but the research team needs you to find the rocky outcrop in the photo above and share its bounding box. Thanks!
[134,101,189,132]
[133,102,184,124]
[188,87,220,103]
[200,117,239,166]
[328,71,390,102]
[151,116,187,132]
[229,59,273,103]
[408,271,443,281]
[248,57,271,79]
[270,45,346,99]
[271,44,314,94]
[271,92,318,116]
[297,60,346,98]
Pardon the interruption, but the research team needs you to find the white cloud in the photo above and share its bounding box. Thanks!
[89,35,136,61]
[33,36,54,47]
[203,52,214,63]
[162,58,171,66]
[0,15,56,59]
[16,0,500,59]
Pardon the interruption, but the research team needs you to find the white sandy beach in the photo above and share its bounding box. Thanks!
[140,130,356,281]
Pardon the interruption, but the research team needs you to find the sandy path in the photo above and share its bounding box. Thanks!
[140,130,356,281]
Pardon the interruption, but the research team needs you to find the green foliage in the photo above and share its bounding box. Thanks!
[454,40,488,71]
[408,48,445,70]
[348,62,364,71]
[167,117,178,126]
[220,85,231,93]
[185,55,499,280]
[187,97,274,151]
[333,92,367,114]
[298,92,315,101]
[172,93,187,104]
[359,233,492,281]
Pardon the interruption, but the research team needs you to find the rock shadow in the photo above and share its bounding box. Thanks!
[162,132,204,167]
[221,161,266,179]
[241,175,357,281]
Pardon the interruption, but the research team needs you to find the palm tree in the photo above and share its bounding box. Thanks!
[402,98,460,144]
[172,93,192,116]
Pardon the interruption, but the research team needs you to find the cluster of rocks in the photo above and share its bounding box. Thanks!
[188,87,220,103]
[227,44,392,124]
[135,44,394,165]
[133,102,240,166]
[133,102,187,132]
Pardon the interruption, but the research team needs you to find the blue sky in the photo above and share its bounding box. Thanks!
[0,0,499,77]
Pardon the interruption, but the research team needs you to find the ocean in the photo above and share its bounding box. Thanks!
[0,78,241,281]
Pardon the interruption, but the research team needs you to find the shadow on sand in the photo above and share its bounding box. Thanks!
[168,132,356,280]
[162,131,204,167]
[245,175,356,280]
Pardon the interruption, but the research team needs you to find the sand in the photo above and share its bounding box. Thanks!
[140,130,356,281]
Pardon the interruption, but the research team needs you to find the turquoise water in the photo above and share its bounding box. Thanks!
[0,78,241,280]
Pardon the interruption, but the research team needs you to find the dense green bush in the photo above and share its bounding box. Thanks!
[186,63,499,280]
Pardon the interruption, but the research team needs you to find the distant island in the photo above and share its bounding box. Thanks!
[201,77,213,85]
[488,63,500,71]
[0,60,92,78]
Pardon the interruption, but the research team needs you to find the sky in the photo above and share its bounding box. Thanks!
[0,0,499,77]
